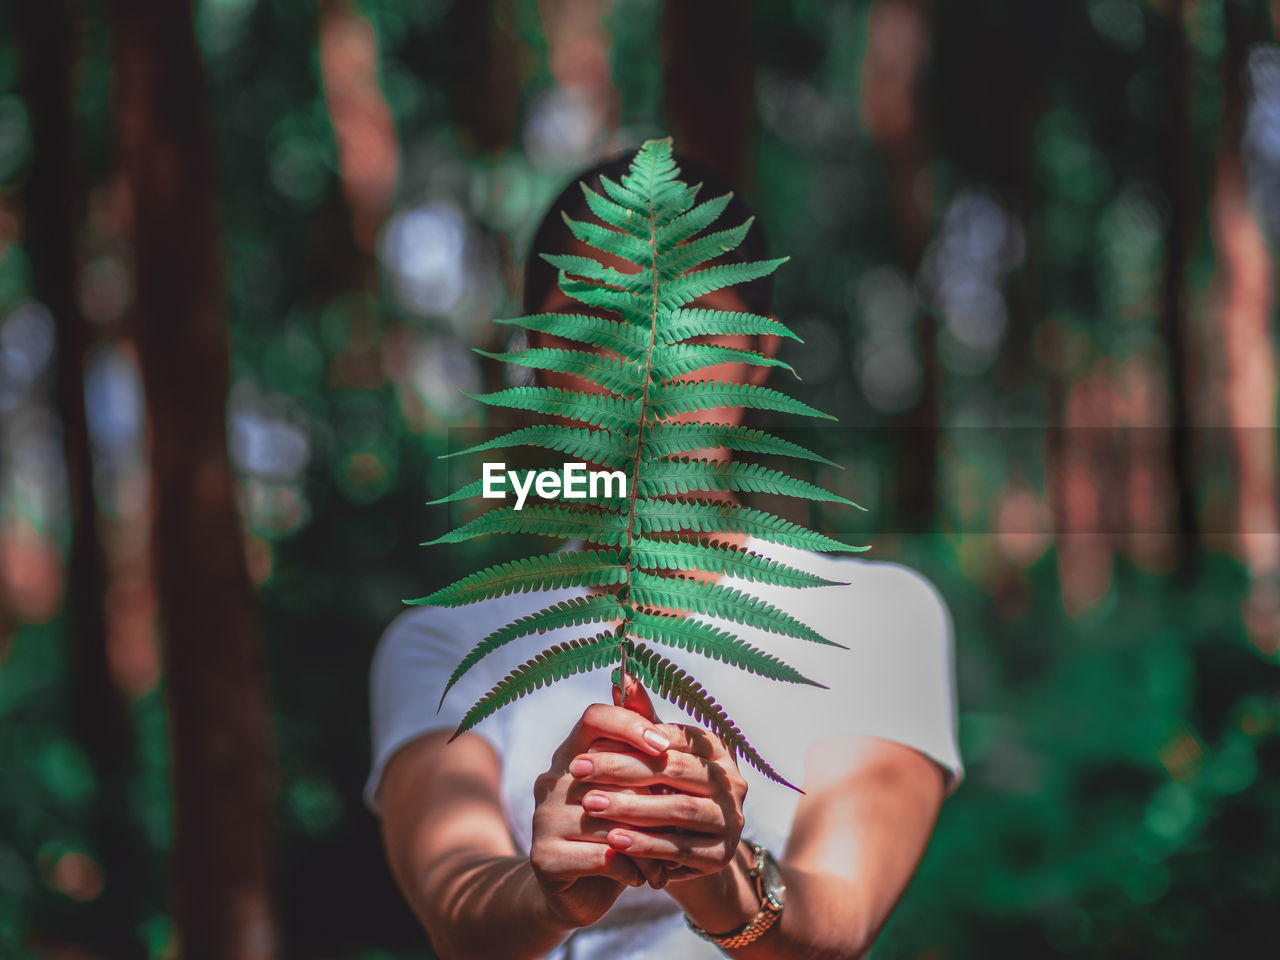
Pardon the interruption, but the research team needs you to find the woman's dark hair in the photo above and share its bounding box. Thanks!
[522,151,774,316]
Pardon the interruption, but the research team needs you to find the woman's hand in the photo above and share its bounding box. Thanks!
[529,697,674,929]
[568,679,749,884]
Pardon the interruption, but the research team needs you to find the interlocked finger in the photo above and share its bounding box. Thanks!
[577,788,726,832]
[569,747,718,796]
[607,829,734,871]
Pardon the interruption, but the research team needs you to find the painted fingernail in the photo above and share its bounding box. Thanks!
[583,793,610,812]
[643,729,670,752]
[610,832,632,849]
[569,758,592,777]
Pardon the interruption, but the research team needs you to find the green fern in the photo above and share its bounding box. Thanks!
[412,138,867,789]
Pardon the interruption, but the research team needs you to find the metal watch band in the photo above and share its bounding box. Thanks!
[685,839,782,951]
[698,905,780,950]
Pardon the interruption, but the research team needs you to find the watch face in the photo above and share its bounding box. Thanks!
[761,851,786,909]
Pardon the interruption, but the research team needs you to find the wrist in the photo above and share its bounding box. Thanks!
[668,839,760,934]
[527,861,584,936]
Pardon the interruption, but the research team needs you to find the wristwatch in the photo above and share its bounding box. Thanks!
[686,838,786,951]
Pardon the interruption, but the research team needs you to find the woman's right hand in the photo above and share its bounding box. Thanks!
[530,700,672,928]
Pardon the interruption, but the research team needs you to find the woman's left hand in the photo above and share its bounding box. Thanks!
[572,675,748,885]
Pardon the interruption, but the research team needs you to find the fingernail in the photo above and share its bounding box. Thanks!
[610,832,632,850]
[583,793,610,812]
[569,758,592,777]
[643,729,670,752]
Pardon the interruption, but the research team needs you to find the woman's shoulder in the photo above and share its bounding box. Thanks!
[753,539,949,615]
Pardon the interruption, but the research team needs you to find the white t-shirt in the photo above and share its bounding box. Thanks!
[364,536,963,960]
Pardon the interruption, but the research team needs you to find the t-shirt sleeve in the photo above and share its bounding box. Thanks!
[362,605,509,816]
[805,560,964,794]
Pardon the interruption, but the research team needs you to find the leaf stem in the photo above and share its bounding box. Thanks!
[616,164,664,701]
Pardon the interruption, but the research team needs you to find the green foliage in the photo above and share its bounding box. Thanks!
[415,139,861,788]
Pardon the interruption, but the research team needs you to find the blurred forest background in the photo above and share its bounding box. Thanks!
[0,0,1278,957]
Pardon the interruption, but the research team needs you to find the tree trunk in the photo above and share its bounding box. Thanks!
[17,3,146,954]
[660,0,755,191]
[1160,0,1202,575]
[862,0,937,527]
[450,0,523,158]
[1213,1,1280,649]
[108,2,280,958]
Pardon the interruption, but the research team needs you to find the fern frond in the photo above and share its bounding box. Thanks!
[494,312,648,361]
[631,537,844,588]
[558,275,650,324]
[425,138,864,790]
[648,381,838,421]
[425,470,533,506]
[440,595,624,710]
[596,173,650,216]
[654,193,732,250]
[636,459,861,507]
[659,259,789,310]
[633,497,867,553]
[423,504,628,546]
[561,212,651,263]
[650,342,798,381]
[474,348,645,397]
[451,632,620,740]
[443,425,634,470]
[657,307,802,345]
[641,422,838,467]
[628,610,821,686]
[657,221,753,280]
[464,387,640,431]
[629,570,844,648]
[539,254,651,295]
[627,643,799,790]
[409,550,626,606]
[581,185,650,240]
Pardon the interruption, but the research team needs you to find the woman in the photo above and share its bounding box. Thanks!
[364,152,963,959]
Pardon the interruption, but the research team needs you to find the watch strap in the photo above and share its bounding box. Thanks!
[692,904,780,950]
[686,839,782,951]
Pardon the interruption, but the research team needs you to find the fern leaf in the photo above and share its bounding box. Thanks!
[474,348,645,397]
[657,307,802,345]
[561,212,651,263]
[539,254,651,294]
[654,193,732,250]
[423,504,628,546]
[637,459,861,507]
[631,537,845,588]
[627,643,799,791]
[659,259,789,310]
[452,633,620,740]
[558,275,650,324]
[648,381,838,421]
[464,387,640,431]
[649,342,798,382]
[633,497,867,554]
[409,550,627,606]
[657,221,753,280]
[641,422,838,467]
[597,173,650,215]
[628,610,821,686]
[581,184,651,241]
[620,143,694,217]
[629,570,844,648]
[494,312,648,364]
[440,594,624,710]
[423,476,494,507]
[427,138,863,792]
[443,425,634,470]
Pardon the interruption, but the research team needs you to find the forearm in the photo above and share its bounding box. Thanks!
[414,850,573,960]
[671,850,876,960]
